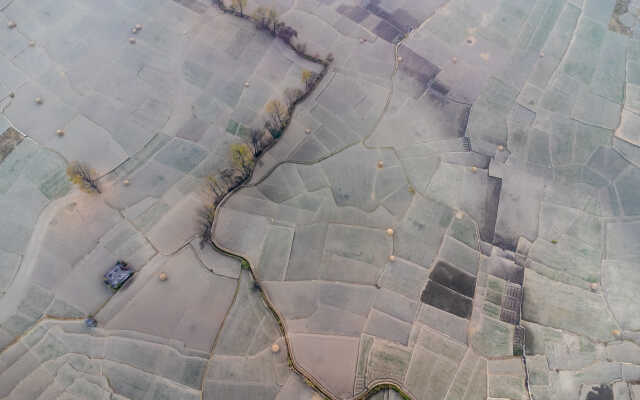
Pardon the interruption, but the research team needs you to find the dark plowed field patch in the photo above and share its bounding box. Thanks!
[429,261,476,297]
[421,280,473,319]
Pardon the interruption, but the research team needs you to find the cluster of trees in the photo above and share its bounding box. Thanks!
[201,1,332,248]
[200,143,255,247]
[230,0,247,16]
[206,143,254,202]
[249,127,274,157]
[253,7,280,35]
[200,67,323,247]
[227,0,298,43]
[219,0,334,65]
[204,67,322,204]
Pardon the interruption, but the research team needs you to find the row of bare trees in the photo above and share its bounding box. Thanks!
[199,141,256,247]
[199,66,324,247]
[223,0,337,67]
[193,1,333,248]
[228,0,298,42]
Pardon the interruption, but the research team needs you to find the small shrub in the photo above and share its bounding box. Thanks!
[240,259,250,270]
[67,161,100,194]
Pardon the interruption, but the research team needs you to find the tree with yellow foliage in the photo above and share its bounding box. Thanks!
[266,8,279,34]
[252,7,268,28]
[66,161,101,194]
[253,7,278,31]
[301,69,318,91]
[230,143,255,176]
[265,99,288,131]
[231,0,247,16]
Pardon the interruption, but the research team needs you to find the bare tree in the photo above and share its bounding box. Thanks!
[219,168,244,191]
[206,176,226,201]
[67,161,101,194]
[284,87,303,107]
[249,129,262,156]
[252,7,269,29]
[266,8,279,34]
[261,130,274,150]
[249,129,275,156]
[277,25,297,43]
[265,99,288,131]
[198,205,216,249]
[231,0,247,16]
